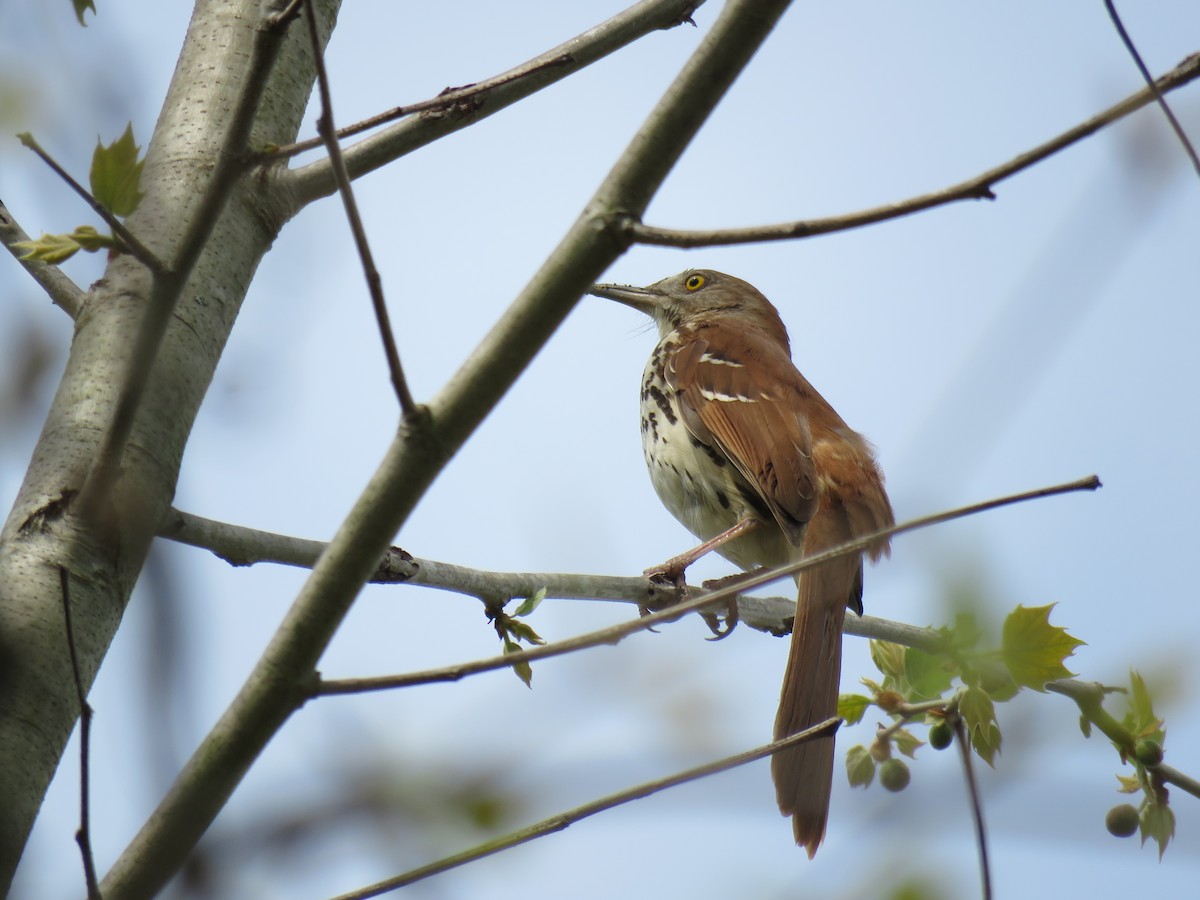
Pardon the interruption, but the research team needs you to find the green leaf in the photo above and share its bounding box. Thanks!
[512,587,546,618]
[1114,773,1141,794]
[15,226,129,264]
[73,0,97,25]
[892,727,924,760]
[504,619,546,646]
[1123,670,1165,743]
[870,640,906,683]
[838,693,872,726]
[90,123,145,217]
[1079,715,1092,738]
[502,636,533,689]
[959,685,1001,766]
[1141,800,1175,859]
[974,656,1019,702]
[845,744,875,788]
[12,232,83,264]
[1001,603,1083,691]
[903,647,954,700]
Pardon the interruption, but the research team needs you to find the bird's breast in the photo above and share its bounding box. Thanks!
[638,347,790,571]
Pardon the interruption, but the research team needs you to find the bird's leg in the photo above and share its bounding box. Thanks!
[641,519,758,631]
[645,517,758,587]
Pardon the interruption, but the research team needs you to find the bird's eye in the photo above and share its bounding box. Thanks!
[684,274,706,292]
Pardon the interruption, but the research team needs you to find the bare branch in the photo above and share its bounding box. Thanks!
[268,52,574,161]
[283,0,711,209]
[58,568,100,899]
[0,201,86,318]
[1103,2,1199,176]
[331,718,840,899]
[315,475,1100,696]
[953,715,993,900]
[300,0,416,414]
[624,52,1200,248]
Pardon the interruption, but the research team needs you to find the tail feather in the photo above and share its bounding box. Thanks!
[771,518,859,857]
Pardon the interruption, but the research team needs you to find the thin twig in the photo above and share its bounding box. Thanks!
[1103,1,1200,176]
[0,200,86,317]
[283,0,713,208]
[17,133,165,274]
[953,715,992,900]
[315,475,1100,695]
[331,718,841,899]
[624,53,1200,247]
[269,53,574,160]
[300,0,415,414]
[1045,679,1200,800]
[59,567,100,900]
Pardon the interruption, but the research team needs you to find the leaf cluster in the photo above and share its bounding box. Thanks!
[13,124,144,263]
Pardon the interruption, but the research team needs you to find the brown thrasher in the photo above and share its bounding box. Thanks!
[590,269,893,856]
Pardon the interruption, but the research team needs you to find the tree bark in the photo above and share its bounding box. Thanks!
[0,0,340,887]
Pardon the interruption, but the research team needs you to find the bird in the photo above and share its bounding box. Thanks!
[590,269,893,856]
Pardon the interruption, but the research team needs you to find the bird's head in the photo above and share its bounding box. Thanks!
[589,269,789,347]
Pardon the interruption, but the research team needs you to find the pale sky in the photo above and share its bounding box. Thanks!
[3,2,1199,897]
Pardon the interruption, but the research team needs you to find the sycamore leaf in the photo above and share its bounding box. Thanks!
[13,233,83,264]
[903,647,954,701]
[90,123,145,217]
[959,685,1002,766]
[73,0,96,26]
[870,640,906,683]
[1141,801,1175,859]
[1001,604,1083,691]
[845,744,875,788]
[13,226,120,264]
[502,636,533,689]
[1123,670,1165,743]
[838,693,872,726]
[512,587,546,618]
[892,727,924,760]
[503,619,545,647]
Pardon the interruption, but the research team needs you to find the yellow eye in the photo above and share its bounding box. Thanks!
[684,273,705,292]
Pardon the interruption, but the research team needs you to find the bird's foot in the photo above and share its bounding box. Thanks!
[697,573,747,640]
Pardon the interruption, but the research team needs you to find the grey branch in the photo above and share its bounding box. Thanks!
[623,51,1200,248]
[282,0,710,210]
[0,200,86,318]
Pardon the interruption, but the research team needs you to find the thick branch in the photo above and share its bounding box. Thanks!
[624,52,1200,247]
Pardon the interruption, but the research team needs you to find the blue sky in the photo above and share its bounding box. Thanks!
[3,2,1199,897]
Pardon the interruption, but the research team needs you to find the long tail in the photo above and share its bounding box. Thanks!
[771,516,860,858]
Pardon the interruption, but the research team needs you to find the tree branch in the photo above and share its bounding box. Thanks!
[282,0,710,210]
[332,718,840,899]
[314,475,1099,696]
[0,201,87,318]
[1103,3,1199,176]
[300,0,416,415]
[623,52,1200,248]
